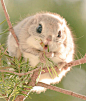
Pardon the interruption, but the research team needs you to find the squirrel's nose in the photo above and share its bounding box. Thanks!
[46,35,52,41]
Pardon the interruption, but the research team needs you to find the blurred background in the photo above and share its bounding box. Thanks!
[0,0,86,101]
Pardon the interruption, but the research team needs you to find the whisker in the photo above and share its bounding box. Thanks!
[74,52,82,69]
[75,35,84,40]
[77,50,83,58]
[77,46,85,52]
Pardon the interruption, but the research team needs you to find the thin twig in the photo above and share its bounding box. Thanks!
[37,82,86,100]
[0,67,41,76]
[1,0,19,46]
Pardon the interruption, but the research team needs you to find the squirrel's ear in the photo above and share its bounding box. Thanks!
[61,19,67,29]
[58,18,67,32]
[29,15,39,25]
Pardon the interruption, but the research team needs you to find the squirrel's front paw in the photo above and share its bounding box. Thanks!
[39,52,46,63]
[39,52,54,63]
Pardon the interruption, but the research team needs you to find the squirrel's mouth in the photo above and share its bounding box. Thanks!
[40,40,49,51]
[44,45,48,50]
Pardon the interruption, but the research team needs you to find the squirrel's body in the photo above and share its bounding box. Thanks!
[7,12,75,93]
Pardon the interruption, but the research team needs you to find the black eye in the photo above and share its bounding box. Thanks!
[57,30,61,37]
[36,24,42,33]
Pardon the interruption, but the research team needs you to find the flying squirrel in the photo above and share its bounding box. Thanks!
[7,12,75,93]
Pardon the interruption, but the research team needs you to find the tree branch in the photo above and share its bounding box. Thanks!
[36,82,86,100]
[1,0,19,46]
[63,54,86,69]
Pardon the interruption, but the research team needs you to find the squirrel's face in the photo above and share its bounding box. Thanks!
[25,13,67,52]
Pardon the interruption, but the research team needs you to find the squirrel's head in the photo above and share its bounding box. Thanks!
[19,13,72,52]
